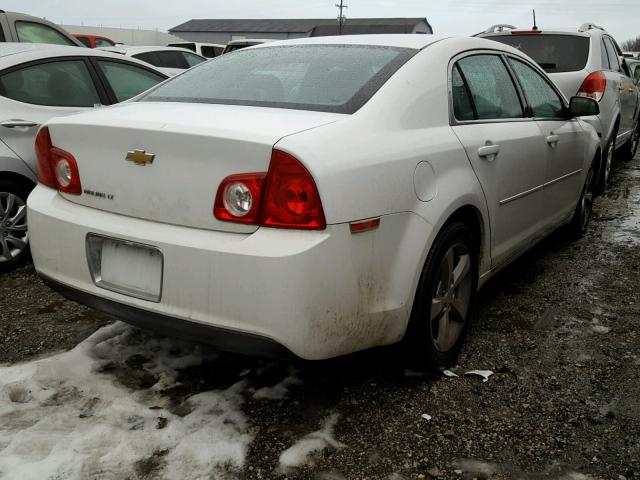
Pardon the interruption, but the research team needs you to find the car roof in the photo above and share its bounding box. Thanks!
[99,45,205,57]
[249,34,445,50]
[0,43,168,75]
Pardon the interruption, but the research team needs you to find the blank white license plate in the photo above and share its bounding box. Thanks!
[87,236,163,302]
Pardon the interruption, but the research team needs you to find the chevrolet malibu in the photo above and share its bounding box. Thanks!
[27,35,601,369]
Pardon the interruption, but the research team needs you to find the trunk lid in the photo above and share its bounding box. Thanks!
[47,102,342,233]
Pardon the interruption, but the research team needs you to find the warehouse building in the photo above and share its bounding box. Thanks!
[169,18,433,44]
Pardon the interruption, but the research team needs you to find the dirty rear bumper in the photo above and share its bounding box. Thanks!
[41,274,292,358]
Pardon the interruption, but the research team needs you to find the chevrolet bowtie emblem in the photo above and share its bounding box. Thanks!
[126,149,155,166]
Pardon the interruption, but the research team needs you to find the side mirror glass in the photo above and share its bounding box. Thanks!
[569,96,600,117]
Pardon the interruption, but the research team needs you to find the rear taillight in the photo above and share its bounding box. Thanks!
[35,127,82,195]
[213,149,326,230]
[214,173,266,224]
[577,71,607,102]
[261,150,326,230]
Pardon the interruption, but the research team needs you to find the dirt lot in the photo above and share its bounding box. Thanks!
[1,152,639,480]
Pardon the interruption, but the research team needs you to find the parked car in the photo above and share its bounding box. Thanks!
[74,34,117,48]
[623,51,639,59]
[0,10,84,47]
[628,58,640,84]
[167,41,224,58]
[222,39,275,54]
[478,23,640,191]
[99,45,206,76]
[28,35,601,368]
[0,44,168,272]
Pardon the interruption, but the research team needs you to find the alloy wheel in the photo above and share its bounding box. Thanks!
[604,140,614,185]
[0,192,28,263]
[429,243,473,352]
[581,165,595,230]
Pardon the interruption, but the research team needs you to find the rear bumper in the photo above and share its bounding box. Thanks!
[28,186,431,359]
[41,274,290,357]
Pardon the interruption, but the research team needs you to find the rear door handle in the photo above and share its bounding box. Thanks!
[0,119,38,129]
[478,144,500,160]
[546,134,559,147]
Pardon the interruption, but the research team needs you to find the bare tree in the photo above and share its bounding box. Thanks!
[621,36,640,51]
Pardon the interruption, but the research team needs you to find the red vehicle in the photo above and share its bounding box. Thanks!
[73,34,116,48]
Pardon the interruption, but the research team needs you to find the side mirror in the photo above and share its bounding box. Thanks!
[569,96,600,117]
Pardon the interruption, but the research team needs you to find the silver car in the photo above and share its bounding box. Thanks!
[478,23,640,191]
[0,44,168,272]
[0,10,83,47]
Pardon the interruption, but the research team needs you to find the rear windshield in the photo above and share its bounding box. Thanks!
[141,45,417,114]
[488,34,590,73]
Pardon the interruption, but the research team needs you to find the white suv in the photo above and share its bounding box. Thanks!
[479,23,640,191]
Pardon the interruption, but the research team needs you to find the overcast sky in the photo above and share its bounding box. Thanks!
[5,0,640,43]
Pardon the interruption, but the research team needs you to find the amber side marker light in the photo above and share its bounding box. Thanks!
[350,218,381,234]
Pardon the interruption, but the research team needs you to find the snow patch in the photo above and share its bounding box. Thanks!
[0,322,253,479]
[252,368,302,400]
[464,370,494,382]
[278,413,345,472]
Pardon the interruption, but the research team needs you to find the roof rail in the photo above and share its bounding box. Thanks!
[578,22,605,32]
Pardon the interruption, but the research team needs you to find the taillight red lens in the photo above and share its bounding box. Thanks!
[213,150,326,230]
[578,71,607,102]
[214,173,266,224]
[34,126,82,195]
[35,127,56,189]
[261,150,326,230]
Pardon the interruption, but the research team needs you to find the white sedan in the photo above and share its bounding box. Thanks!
[99,45,206,76]
[28,35,601,368]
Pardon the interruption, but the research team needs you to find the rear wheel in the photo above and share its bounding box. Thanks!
[405,222,478,371]
[568,158,596,238]
[618,122,640,161]
[596,127,616,193]
[0,179,32,273]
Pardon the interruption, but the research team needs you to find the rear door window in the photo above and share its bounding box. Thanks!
[183,52,205,67]
[509,59,564,118]
[456,54,524,120]
[77,36,91,47]
[451,65,476,121]
[151,51,189,69]
[604,37,621,72]
[488,34,590,73]
[0,59,100,107]
[15,21,76,46]
[97,60,166,102]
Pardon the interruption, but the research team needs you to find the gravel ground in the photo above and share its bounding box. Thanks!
[1,152,639,479]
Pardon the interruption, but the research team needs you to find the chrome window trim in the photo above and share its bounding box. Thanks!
[448,49,575,126]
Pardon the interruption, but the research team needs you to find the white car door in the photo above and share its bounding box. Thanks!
[0,58,101,169]
[450,53,549,268]
[508,57,586,224]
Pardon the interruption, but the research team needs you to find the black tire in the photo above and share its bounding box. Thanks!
[0,178,33,273]
[617,122,640,161]
[404,221,479,371]
[567,157,596,239]
[596,127,617,193]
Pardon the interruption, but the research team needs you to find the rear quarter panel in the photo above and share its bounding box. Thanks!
[277,39,492,276]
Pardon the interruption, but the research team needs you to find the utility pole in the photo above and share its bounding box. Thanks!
[336,0,347,35]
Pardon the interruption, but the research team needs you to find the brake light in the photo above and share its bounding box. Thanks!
[35,127,55,189]
[213,149,326,230]
[577,71,607,102]
[261,150,326,230]
[511,30,542,35]
[34,127,82,195]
